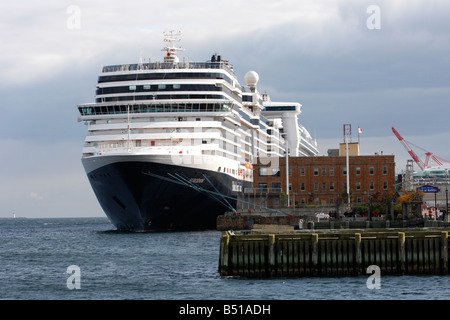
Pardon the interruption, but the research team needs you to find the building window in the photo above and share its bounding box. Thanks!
[383,181,388,190]
[356,182,361,190]
[383,166,388,175]
[314,183,319,191]
[343,167,347,176]
[322,182,326,191]
[314,168,319,176]
[330,182,335,191]
[301,198,306,204]
[322,168,326,176]
[314,198,319,205]
[259,168,268,176]
[301,182,305,191]
[289,183,292,192]
[370,181,374,190]
[272,167,280,177]
[330,197,334,204]
[258,183,267,190]
[289,167,292,177]
[370,167,374,175]
[301,167,305,176]
[272,182,281,189]
[356,167,361,175]
[357,197,362,203]
[329,167,334,176]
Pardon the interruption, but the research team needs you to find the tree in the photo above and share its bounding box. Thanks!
[397,189,424,219]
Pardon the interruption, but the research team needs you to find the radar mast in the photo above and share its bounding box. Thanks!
[162,30,184,63]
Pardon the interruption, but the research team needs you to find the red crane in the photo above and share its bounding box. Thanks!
[392,127,450,170]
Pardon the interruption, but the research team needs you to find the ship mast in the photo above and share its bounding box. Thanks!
[162,30,184,63]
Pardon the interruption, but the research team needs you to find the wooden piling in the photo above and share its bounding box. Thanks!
[312,234,319,276]
[355,233,361,275]
[442,232,448,274]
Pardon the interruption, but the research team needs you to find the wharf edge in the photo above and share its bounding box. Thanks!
[218,227,450,278]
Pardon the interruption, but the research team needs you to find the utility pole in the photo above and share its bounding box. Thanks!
[285,138,290,207]
[344,124,351,206]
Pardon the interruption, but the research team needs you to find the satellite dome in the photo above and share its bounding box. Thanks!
[244,71,259,88]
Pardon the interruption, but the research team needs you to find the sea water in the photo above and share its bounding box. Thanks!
[0,218,449,300]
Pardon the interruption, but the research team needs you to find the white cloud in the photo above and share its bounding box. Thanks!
[30,192,44,200]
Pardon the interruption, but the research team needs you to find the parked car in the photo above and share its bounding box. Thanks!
[315,212,330,220]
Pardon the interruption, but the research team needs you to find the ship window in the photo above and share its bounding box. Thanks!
[173,84,181,89]
[143,85,151,90]
[129,85,136,91]
[158,84,166,90]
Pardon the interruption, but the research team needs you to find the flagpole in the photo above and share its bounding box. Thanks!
[358,127,360,144]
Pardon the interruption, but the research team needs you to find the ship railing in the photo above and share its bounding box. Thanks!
[86,143,227,156]
[101,61,235,76]
[78,102,234,117]
[243,188,283,194]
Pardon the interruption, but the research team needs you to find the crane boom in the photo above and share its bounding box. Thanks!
[392,127,425,170]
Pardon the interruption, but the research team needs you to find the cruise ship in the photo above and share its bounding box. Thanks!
[77,32,319,231]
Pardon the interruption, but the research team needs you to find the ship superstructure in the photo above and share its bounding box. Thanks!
[77,32,318,231]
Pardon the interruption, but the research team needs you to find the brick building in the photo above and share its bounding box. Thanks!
[252,147,396,207]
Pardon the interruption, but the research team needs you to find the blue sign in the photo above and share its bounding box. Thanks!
[416,185,440,193]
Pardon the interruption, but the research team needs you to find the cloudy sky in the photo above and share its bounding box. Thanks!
[1,0,449,218]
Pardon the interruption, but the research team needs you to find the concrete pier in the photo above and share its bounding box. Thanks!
[216,214,450,231]
[218,227,450,278]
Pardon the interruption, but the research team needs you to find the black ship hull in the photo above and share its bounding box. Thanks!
[84,157,249,231]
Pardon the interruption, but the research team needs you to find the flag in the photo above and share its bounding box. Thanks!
[358,127,362,134]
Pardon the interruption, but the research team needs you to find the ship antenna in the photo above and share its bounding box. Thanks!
[162,30,184,63]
